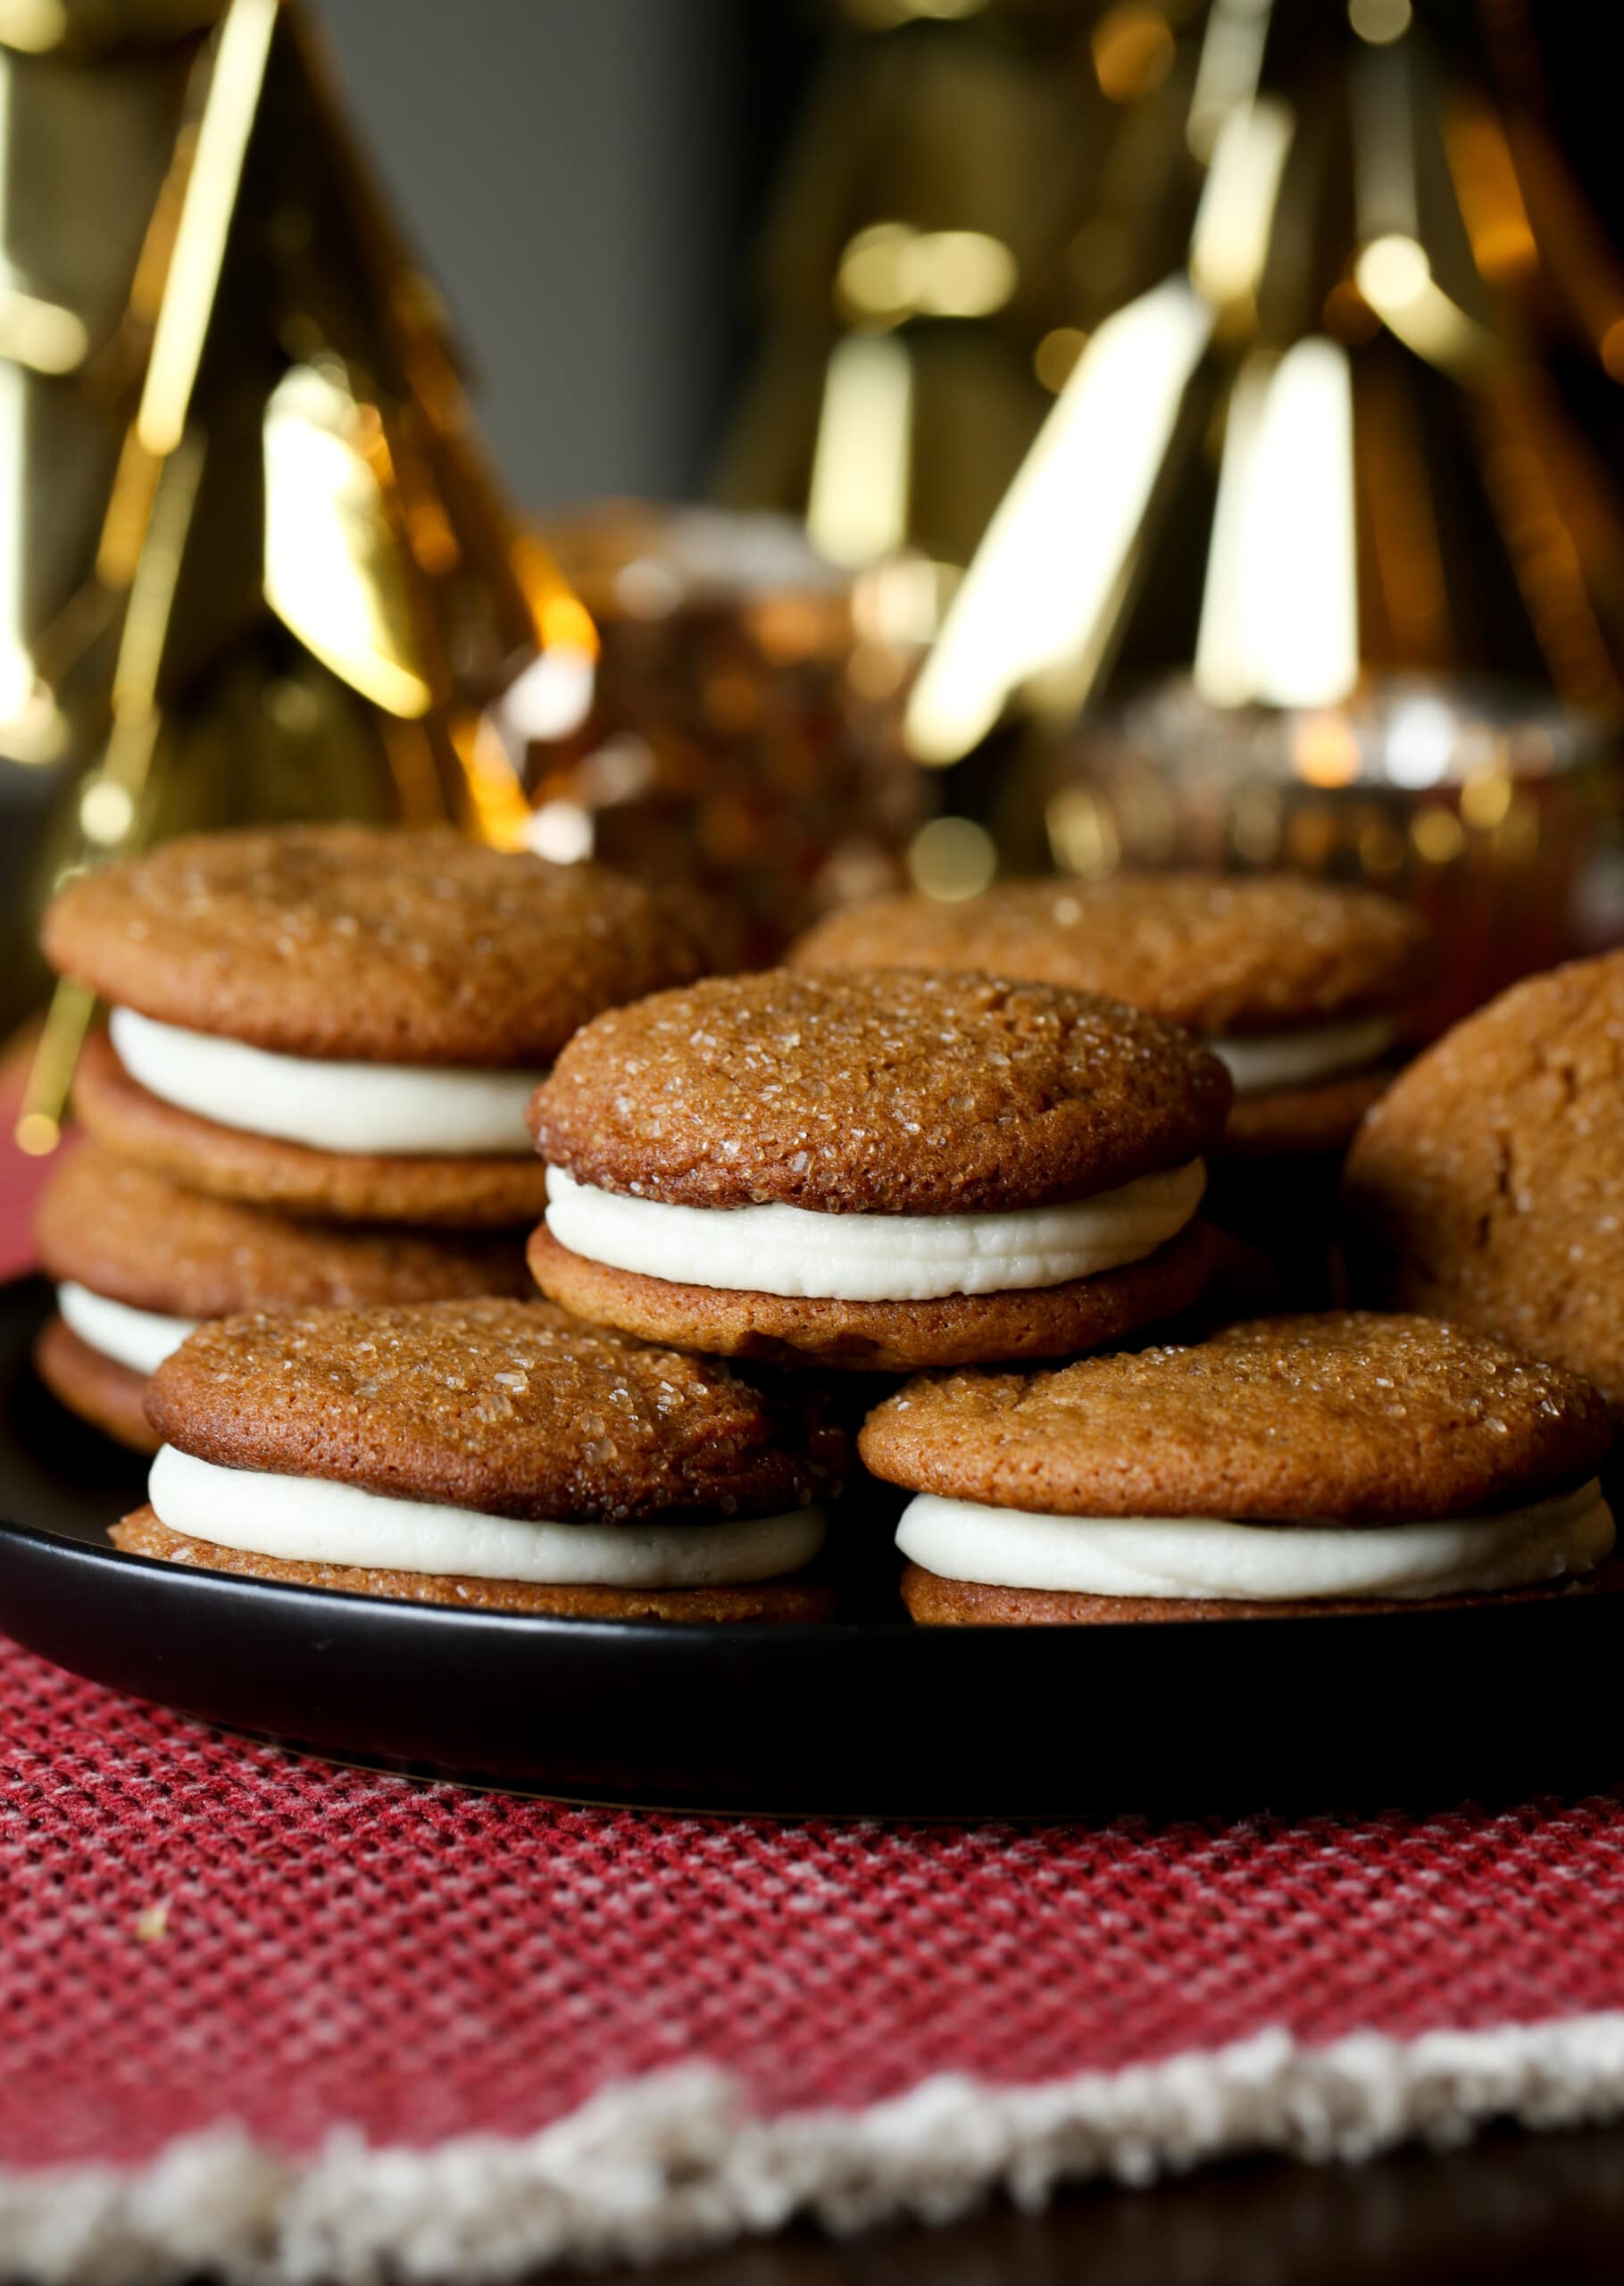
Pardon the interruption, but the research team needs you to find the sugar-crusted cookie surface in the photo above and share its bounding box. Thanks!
[1345,953,1624,1413]
[146,1297,845,1523]
[861,1312,1612,1523]
[44,825,707,1063]
[36,1146,529,1317]
[790,875,1427,1033]
[530,968,1231,1215]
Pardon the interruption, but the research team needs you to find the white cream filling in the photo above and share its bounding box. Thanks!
[1206,1014,1396,1098]
[57,1281,196,1376]
[109,1007,545,1157]
[147,1445,826,1588]
[895,1481,1614,1603]
[544,1160,1205,1303]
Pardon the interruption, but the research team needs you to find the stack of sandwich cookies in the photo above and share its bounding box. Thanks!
[1345,951,1624,1418]
[791,874,1428,1157]
[861,1314,1617,1623]
[34,1147,530,1452]
[527,968,1231,1371]
[117,1299,845,1621]
[45,825,708,1225]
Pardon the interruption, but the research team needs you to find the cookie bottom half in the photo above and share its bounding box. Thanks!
[34,1315,159,1454]
[111,1507,835,1622]
[1220,1065,1395,1158]
[900,1556,1624,1624]
[527,1220,1218,1372]
[73,1030,552,1230]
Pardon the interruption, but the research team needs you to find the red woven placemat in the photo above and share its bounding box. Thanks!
[5,1633,1624,2281]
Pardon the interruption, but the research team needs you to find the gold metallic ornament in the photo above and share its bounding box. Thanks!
[716,4,1207,581]
[4,0,574,1125]
[902,4,1624,1021]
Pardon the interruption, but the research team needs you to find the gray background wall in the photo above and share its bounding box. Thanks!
[318,0,741,513]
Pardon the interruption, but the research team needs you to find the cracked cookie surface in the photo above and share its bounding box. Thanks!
[861,1312,1612,1522]
[1344,952,1624,1412]
[529,968,1232,1214]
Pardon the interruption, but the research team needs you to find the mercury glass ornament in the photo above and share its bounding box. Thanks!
[487,503,933,964]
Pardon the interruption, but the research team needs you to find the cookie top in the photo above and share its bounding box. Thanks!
[860,1312,1612,1523]
[790,874,1428,1034]
[36,1146,529,1318]
[42,826,707,1064]
[1345,952,1624,1409]
[529,968,1232,1214]
[146,1298,846,1523]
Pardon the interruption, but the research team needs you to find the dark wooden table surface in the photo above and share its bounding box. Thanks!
[559,2121,1624,2282]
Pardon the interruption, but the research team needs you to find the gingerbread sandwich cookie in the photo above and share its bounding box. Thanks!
[791,874,1428,1156]
[116,1298,845,1620]
[44,825,708,1226]
[33,1146,530,1452]
[527,968,1230,1372]
[861,1313,1616,1623]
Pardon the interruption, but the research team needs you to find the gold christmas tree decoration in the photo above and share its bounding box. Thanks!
[2,0,584,1148]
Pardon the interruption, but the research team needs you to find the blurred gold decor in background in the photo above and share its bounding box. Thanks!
[884,0,1624,1024]
[715,0,1210,580]
[1,0,577,1142]
[10,0,1624,1121]
[491,501,929,967]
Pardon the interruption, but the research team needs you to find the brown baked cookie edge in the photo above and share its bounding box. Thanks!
[33,1315,160,1454]
[110,1508,834,1623]
[899,1556,1624,1623]
[526,1219,1219,1372]
[73,1029,553,1229]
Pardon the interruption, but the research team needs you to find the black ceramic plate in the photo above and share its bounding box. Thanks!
[2,1272,1620,1815]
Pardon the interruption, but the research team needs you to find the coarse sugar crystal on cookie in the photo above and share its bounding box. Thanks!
[526,967,1231,1371]
[790,873,1428,1156]
[43,825,710,1224]
[115,1298,845,1621]
[1344,951,1624,1417]
[859,1312,1618,1623]
[32,1146,531,1453]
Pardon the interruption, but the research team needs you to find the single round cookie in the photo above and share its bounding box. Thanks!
[147,1297,844,1517]
[71,1028,554,1226]
[32,1145,531,1452]
[527,1216,1218,1373]
[533,968,1228,1214]
[863,1313,1610,1522]
[1344,952,1624,1414]
[790,874,1426,1033]
[862,1314,1615,1623]
[131,1298,845,1622]
[43,825,707,1064]
[35,1316,159,1454]
[790,875,1427,1155]
[528,968,1230,1371]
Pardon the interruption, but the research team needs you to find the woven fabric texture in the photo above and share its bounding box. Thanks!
[4,1638,1624,2180]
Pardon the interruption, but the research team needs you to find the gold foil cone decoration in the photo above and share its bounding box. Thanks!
[715,0,1210,581]
[3,0,576,1145]
[899,3,1624,1017]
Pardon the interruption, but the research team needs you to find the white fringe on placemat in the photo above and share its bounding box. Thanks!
[7,2015,1624,2285]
